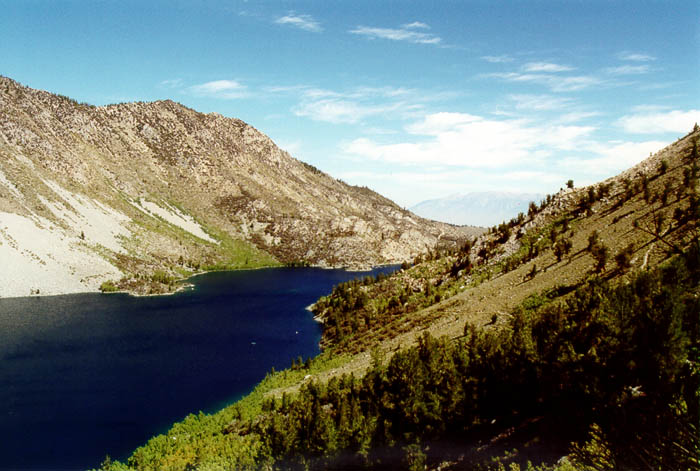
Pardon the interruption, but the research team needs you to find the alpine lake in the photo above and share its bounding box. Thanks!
[0,266,397,470]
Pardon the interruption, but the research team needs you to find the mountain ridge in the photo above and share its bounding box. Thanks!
[0,76,480,297]
[109,126,699,470]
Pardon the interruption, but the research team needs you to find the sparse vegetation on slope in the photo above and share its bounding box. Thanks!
[312,241,476,353]
[0,76,476,296]
[101,241,699,471]
[98,128,700,470]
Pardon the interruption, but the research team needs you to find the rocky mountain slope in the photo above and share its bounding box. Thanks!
[113,127,699,470]
[0,76,479,297]
[410,191,545,226]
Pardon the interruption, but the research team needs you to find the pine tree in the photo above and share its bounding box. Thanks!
[592,243,608,273]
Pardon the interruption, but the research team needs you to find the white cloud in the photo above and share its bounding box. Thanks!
[403,21,430,29]
[509,94,573,111]
[353,86,414,98]
[263,84,309,94]
[553,76,602,92]
[489,72,601,92]
[343,112,595,169]
[188,80,248,99]
[522,62,574,73]
[405,112,481,135]
[159,78,183,89]
[482,55,514,63]
[333,109,684,207]
[617,109,700,134]
[338,136,673,207]
[275,13,322,32]
[618,52,656,62]
[277,140,302,155]
[594,141,667,168]
[301,88,342,99]
[630,104,670,113]
[350,25,441,45]
[293,98,417,124]
[605,64,651,75]
[291,86,427,124]
[558,111,601,123]
[302,86,414,101]
[563,140,669,177]
[294,99,379,124]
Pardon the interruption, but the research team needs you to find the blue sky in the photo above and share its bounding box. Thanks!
[2,1,699,207]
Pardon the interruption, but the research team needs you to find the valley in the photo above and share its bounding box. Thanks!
[2,3,699,471]
[103,127,699,470]
[0,77,478,297]
[1,76,697,471]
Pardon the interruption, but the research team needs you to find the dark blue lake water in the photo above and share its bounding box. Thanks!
[0,266,396,471]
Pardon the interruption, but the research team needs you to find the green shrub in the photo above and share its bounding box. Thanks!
[99,280,118,293]
[150,270,174,284]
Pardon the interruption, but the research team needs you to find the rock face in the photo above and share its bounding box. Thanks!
[0,76,479,297]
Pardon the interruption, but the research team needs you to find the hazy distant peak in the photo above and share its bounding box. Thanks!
[411,191,546,226]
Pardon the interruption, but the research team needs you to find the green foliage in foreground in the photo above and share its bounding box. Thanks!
[99,280,119,293]
[98,352,350,471]
[105,241,699,471]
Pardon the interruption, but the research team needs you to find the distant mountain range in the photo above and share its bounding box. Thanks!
[410,191,546,227]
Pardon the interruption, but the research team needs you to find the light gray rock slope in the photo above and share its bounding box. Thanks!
[0,76,480,296]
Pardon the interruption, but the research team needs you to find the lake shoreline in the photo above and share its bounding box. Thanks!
[0,262,400,300]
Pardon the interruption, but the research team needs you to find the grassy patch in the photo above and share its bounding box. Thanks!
[99,280,119,293]
[200,228,280,270]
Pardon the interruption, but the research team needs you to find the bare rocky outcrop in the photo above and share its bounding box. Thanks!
[0,76,480,297]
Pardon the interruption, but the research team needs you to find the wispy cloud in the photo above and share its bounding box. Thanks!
[339,108,679,203]
[302,86,416,100]
[337,168,568,206]
[290,86,428,124]
[638,82,677,91]
[605,64,651,75]
[565,140,669,177]
[616,109,700,134]
[482,55,514,63]
[294,99,396,124]
[275,13,322,32]
[618,52,656,62]
[159,78,183,89]
[350,24,441,45]
[522,62,574,73]
[262,84,309,94]
[402,21,429,29]
[558,111,601,123]
[290,86,414,101]
[343,86,415,99]
[630,105,670,113]
[343,111,595,169]
[276,139,303,155]
[488,72,602,92]
[509,94,574,111]
[188,80,248,99]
